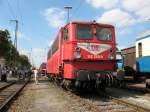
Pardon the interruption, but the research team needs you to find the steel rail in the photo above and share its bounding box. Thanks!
[106,94,150,112]
[0,81,16,91]
[49,79,150,112]
[68,89,150,112]
[0,80,29,112]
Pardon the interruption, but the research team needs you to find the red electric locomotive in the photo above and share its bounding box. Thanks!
[47,21,117,90]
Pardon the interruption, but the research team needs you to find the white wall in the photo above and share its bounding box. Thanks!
[136,37,150,58]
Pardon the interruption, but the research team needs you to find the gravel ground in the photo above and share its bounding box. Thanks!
[7,77,150,112]
[106,87,150,109]
[7,77,93,112]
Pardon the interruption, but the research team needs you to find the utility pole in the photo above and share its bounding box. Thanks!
[10,20,18,50]
[10,20,18,68]
[64,6,72,23]
[31,48,34,67]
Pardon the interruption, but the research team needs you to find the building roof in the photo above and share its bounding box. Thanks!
[136,30,150,41]
[121,46,135,51]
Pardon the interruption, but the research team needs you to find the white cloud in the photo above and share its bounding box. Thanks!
[0,27,5,31]
[122,0,150,20]
[19,48,47,68]
[119,28,132,35]
[86,0,119,9]
[97,8,136,27]
[31,48,47,67]
[44,7,66,28]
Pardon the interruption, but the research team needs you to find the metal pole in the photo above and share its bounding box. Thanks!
[31,48,34,67]
[10,20,18,68]
[15,20,18,50]
[10,20,18,50]
[64,6,72,23]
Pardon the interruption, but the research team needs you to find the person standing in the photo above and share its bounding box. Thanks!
[33,68,38,84]
[117,68,125,88]
[1,66,7,82]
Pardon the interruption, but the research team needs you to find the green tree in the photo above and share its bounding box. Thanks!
[0,30,31,68]
[0,30,11,58]
[18,55,31,69]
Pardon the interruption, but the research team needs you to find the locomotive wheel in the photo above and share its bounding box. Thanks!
[61,79,74,91]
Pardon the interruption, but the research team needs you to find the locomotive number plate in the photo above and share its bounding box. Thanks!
[87,55,103,59]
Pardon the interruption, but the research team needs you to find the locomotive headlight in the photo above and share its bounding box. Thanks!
[108,54,114,59]
[74,51,81,59]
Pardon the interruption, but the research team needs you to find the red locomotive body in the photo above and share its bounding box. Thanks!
[47,21,117,89]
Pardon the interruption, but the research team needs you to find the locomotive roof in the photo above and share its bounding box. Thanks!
[62,21,114,28]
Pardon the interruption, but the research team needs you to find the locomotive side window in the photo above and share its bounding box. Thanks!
[138,42,142,57]
[96,28,112,41]
[62,28,68,43]
[47,36,59,59]
[52,37,59,54]
[76,25,92,39]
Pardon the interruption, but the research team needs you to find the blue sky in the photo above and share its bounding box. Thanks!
[0,0,150,67]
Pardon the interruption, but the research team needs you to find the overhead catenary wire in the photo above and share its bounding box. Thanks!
[6,0,16,19]
[17,0,24,26]
[6,0,18,47]
[7,0,25,53]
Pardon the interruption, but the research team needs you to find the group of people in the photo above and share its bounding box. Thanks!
[0,64,32,82]
[0,64,43,84]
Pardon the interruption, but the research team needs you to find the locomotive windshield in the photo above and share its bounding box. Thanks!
[76,25,92,39]
[96,28,112,41]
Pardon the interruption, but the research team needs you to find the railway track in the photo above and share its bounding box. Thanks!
[0,81,16,90]
[65,89,150,112]
[0,80,29,112]
[48,79,150,112]
[104,94,150,112]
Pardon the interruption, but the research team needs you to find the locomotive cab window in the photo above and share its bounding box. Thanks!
[76,25,92,39]
[96,28,112,41]
[62,28,68,43]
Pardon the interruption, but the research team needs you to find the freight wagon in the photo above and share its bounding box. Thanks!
[121,46,136,69]
[136,30,150,88]
[121,46,137,78]
[136,30,150,74]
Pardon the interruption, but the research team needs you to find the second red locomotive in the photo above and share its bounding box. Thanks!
[47,21,117,90]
